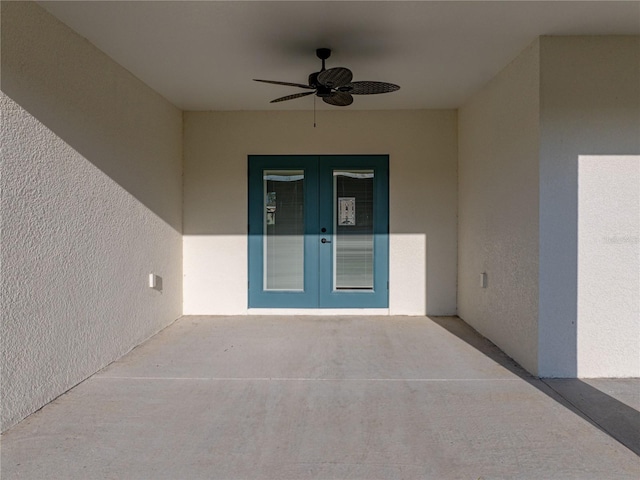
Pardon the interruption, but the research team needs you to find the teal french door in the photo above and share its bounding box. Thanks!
[248,155,389,308]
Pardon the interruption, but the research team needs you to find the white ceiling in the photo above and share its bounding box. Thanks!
[38,1,640,111]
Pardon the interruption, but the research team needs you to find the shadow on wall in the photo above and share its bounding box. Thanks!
[1,1,183,233]
[429,316,640,457]
[181,110,458,237]
[537,36,640,378]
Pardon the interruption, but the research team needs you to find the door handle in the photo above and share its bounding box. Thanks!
[321,238,331,244]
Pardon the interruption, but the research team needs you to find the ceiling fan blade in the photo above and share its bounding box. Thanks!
[322,92,353,107]
[254,79,315,90]
[338,81,400,95]
[317,67,353,88]
[270,91,315,103]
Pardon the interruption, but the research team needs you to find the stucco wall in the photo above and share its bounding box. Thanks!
[1,2,183,431]
[577,156,639,377]
[538,36,640,377]
[183,110,458,315]
[457,41,540,375]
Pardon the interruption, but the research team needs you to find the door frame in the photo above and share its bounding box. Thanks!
[248,154,389,309]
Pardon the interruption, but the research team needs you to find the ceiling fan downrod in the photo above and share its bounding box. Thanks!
[316,47,331,71]
[309,48,331,89]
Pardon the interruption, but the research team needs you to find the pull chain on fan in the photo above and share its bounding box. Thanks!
[253,48,400,107]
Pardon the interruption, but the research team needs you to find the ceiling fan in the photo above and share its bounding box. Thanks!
[254,48,400,106]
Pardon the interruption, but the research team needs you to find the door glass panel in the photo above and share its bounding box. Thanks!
[333,170,374,290]
[263,170,304,290]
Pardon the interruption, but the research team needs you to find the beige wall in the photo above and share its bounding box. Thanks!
[459,36,640,378]
[183,110,458,315]
[539,36,640,377]
[1,2,183,431]
[458,41,540,375]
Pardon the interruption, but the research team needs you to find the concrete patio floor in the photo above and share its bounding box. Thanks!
[2,315,639,479]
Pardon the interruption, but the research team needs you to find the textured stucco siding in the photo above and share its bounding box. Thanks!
[458,40,540,375]
[538,36,640,377]
[577,156,640,377]
[459,36,640,378]
[1,2,183,431]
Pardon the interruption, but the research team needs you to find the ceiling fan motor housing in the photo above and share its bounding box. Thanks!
[316,85,333,97]
[308,72,320,88]
[308,72,333,97]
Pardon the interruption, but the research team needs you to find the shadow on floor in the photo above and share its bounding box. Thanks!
[428,316,640,456]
